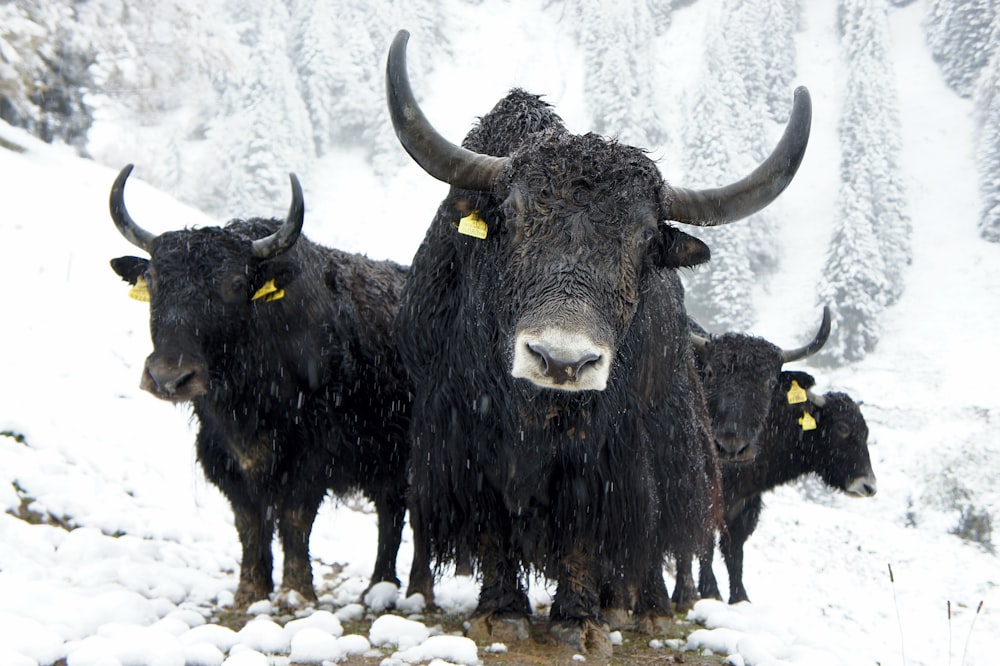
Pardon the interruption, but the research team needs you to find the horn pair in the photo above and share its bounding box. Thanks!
[385,29,812,226]
[689,306,831,363]
[109,164,304,259]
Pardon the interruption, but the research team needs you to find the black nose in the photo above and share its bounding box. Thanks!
[714,432,755,461]
[526,341,601,384]
[141,355,208,401]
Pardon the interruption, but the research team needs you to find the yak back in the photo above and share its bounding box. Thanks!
[192,218,411,493]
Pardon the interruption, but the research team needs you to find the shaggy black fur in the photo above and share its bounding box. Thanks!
[111,217,429,607]
[694,370,877,604]
[395,89,721,640]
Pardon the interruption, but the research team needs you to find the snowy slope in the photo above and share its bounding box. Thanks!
[0,0,998,665]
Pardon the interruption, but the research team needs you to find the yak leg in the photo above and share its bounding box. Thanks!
[600,575,635,631]
[368,486,406,590]
[405,502,435,606]
[549,543,612,659]
[231,496,276,608]
[635,562,674,635]
[697,536,722,601]
[467,530,531,643]
[671,550,699,613]
[722,494,763,604]
[276,491,324,606]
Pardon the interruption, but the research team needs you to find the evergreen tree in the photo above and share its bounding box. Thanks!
[681,30,760,331]
[198,1,314,217]
[817,183,888,363]
[818,0,909,363]
[974,31,1000,243]
[842,0,911,306]
[562,0,667,148]
[0,0,96,149]
[86,0,243,199]
[925,0,997,98]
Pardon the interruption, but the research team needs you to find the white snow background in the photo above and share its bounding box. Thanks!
[1,1,998,665]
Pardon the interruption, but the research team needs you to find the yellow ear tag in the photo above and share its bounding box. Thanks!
[457,211,488,239]
[252,279,285,303]
[787,380,808,405]
[128,277,150,302]
[799,411,817,431]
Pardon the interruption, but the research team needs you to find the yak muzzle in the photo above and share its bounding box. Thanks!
[511,328,611,391]
[845,474,878,498]
[714,431,758,463]
[140,354,209,402]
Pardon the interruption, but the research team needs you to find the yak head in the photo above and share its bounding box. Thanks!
[776,371,878,498]
[386,30,811,393]
[691,306,830,461]
[108,165,304,402]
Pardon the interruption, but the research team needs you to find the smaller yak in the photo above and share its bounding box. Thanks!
[108,165,430,607]
[690,306,832,462]
[694,369,878,605]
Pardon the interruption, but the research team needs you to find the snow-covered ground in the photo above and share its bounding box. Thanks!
[1,1,998,665]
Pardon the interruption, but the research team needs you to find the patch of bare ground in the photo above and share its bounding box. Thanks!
[211,605,726,666]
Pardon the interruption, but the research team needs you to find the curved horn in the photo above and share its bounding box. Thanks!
[805,390,826,408]
[109,164,157,252]
[251,173,305,259]
[689,330,710,351]
[386,29,507,191]
[781,305,831,363]
[665,86,812,226]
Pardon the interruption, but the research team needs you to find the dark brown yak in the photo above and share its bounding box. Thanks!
[385,29,811,656]
[108,166,430,608]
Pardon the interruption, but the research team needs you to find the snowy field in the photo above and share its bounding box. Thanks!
[1,1,998,665]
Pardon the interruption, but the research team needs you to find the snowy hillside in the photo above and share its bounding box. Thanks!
[1,0,998,665]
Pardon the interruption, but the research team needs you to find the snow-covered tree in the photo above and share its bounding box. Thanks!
[0,0,96,149]
[681,0,802,329]
[974,32,1000,243]
[561,0,668,148]
[817,0,910,364]
[925,0,997,97]
[817,182,888,363]
[197,1,314,217]
[681,29,761,331]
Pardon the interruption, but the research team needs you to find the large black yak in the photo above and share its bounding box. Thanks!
[385,29,811,655]
[108,165,430,608]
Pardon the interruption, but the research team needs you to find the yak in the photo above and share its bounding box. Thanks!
[384,29,811,656]
[689,307,832,462]
[692,369,878,605]
[107,165,431,608]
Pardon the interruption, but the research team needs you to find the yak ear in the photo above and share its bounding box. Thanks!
[110,256,149,285]
[657,226,711,269]
[254,260,299,291]
[780,369,816,391]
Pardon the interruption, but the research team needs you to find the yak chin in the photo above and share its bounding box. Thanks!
[510,328,612,392]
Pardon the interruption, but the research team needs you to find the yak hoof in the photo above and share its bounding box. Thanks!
[602,607,634,632]
[467,614,531,643]
[549,619,613,660]
[635,612,674,636]
[233,583,272,610]
[275,587,316,611]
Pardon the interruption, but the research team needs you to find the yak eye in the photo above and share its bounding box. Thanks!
[639,225,658,247]
[223,274,249,301]
[834,422,851,438]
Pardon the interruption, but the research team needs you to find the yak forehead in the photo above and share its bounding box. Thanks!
[822,393,869,436]
[504,129,665,227]
[150,227,253,283]
[706,334,784,376]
